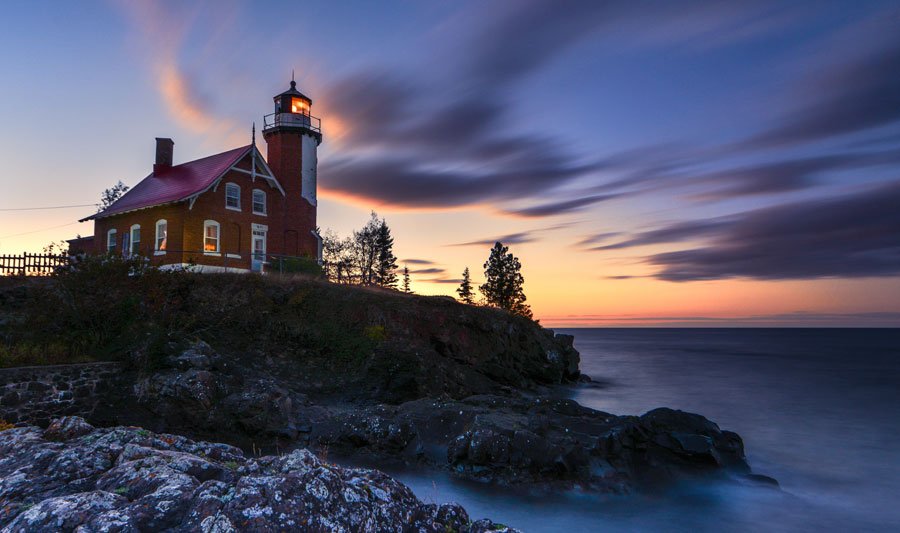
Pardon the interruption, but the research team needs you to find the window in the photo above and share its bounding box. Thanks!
[252,189,266,215]
[291,97,310,115]
[107,229,117,253]
[155,220,167,254]
[130,225,141,255]
[204,220,220,254]
[225,183,240,210]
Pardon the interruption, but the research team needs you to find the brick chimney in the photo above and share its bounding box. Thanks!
[154,138,174,174]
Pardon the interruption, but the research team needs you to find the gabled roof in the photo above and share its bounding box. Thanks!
[82,144,280,221]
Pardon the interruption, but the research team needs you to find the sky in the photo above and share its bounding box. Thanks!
[1,0,898,327]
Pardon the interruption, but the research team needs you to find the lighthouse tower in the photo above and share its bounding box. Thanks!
[263,80,323,258]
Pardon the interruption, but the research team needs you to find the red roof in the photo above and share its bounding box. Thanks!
[82,145,252,221]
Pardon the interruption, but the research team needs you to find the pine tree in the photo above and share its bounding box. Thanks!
[456,267,474,304]
[374,217,398,288]
[402,265,411,293]
[479,242,532,319]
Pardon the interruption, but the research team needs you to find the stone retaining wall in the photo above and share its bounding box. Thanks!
[0,362,122,428]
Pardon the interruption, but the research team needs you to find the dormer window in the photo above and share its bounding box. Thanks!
[252,189,267,215]
[225,183,240,210]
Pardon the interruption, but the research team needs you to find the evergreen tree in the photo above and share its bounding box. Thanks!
[374,216,398,288]
[456,267,474,304]
[402,265,411,293]
[479,242,532,319]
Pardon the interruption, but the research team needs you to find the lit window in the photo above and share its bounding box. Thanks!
[155,220,167,254]
[204,220,220,253]
[252,189,266,215]
[225,183,240,210]
[130,225,141,255]
[291,97,310,115]
[107,229,117,253]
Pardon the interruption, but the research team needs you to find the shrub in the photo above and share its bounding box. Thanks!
[274,257,325,277]
[364,325,386,341]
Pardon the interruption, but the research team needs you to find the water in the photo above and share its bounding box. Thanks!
[393,328,900,532]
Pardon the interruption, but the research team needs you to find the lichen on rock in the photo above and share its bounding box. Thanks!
[0,417,521,532]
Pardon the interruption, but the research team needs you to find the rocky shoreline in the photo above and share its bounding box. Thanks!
[82,339,771,495]
[1,275,777,530]
[0,417,520,532]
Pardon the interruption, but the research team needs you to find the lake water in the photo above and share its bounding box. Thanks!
[393,328,900,532]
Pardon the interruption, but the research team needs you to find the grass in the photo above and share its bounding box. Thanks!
[0,254,388,371]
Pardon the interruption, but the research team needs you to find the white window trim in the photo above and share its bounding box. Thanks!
[155,219,167,255]
[225,183,241,211]
[107,229,117,253]
[252,189,267,216]
[203,220,221,255]
[130,224,141,256]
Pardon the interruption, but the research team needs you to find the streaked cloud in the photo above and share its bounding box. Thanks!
[644,180,900,281]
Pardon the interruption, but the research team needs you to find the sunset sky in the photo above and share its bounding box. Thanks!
[1,1,898,326]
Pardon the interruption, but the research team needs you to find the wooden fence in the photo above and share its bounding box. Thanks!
[0,253,68,276]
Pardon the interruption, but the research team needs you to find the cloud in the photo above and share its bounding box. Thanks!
[116,1,239,139]
[575,232,622,247]
[643,180,900,281]
[409,267,445,275]
[450,231,538,247]
[502,194,621,218]
[592,219,730,250]
[401,258,436,265]
[743,27,900,148]
[316,1,802,212]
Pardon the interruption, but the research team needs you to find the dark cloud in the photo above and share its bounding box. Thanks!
[575,232,622,247]
[645,180,900,281]
[409,267,445,275]
[593,219,730,250]
[503,194,621,218]
[401,258,435,265]
[320,152,595,209]
[450,232,537,247]
[743,31,900,148]
[316,2,803,212]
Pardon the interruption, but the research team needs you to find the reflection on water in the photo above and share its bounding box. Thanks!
[389,328,900,532]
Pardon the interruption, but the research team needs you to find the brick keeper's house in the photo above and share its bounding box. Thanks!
[72,79,323,273]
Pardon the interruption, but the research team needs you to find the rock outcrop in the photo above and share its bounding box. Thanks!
[88,342,756,493]
[0,417,521,532]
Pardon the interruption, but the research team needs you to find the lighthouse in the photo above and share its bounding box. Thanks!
[263,79,323,258]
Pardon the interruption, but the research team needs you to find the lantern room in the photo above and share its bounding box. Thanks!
[274,81,311,115]
[264,79,322,136]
